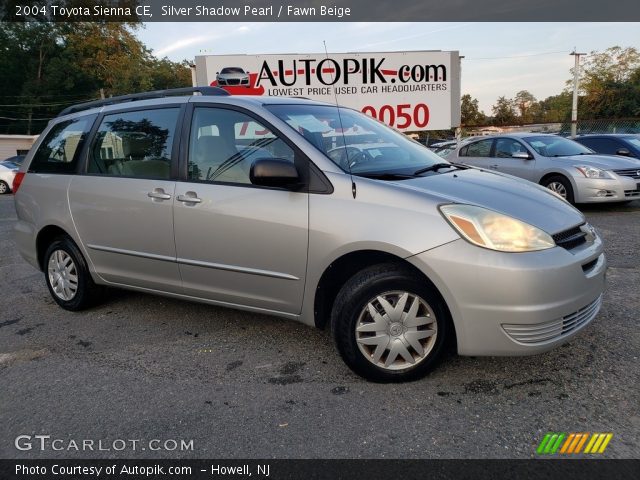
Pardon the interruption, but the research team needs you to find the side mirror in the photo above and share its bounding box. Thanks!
[250,158,301,189]
[616,148,631,156]
[511,152,532,160]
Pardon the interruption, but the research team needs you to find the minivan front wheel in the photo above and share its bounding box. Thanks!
[331,264,448,382]
[44,236,101,311]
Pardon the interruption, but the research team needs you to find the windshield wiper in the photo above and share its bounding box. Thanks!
[413,163,467,175]
[358,172,415,180]
[551,152,591,157]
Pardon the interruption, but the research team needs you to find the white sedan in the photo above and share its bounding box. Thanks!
[0,162,18,194]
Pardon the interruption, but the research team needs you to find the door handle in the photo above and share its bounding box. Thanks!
[489,164,499,169]
[147,189,171,200]
[177,193,202,204]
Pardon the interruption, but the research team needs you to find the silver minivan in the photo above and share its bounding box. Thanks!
[13,87,606,382]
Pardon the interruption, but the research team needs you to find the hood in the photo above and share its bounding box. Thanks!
[396,168,584,235]
[555,154,640,169]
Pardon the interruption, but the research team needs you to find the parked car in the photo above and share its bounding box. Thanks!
[1,154,26,166]
[0,162,18,194]
[216,67,250,87]
[574,134,640,159]
[14,87,606,382]
[429,138,473,159]
[444,133,640,204]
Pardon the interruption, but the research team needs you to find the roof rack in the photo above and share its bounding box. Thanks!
[58,86,230,117]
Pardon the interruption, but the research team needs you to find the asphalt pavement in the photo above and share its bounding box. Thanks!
[0,195,638,459]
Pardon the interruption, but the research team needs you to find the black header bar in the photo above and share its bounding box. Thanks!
[2,0,640,22]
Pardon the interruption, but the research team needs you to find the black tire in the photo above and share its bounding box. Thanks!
[542,175,575,204]
[331,263,449,382]
[0,180,10,195]
[43,236,102,311]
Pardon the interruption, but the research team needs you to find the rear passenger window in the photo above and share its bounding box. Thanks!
[29,115,95,174]
[88,108,179,179]
[459,139,493,157]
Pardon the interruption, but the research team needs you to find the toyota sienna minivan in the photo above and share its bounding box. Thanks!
[13,87,606,382]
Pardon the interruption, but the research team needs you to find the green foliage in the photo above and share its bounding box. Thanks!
[460,94,486,126]
[491,96,516,125]
[574,46,640,118]
[0,21,191,134]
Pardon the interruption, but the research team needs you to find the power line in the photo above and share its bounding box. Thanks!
[0,116,54,121]
[0,92,100,99]
[0,99,95,107]
[466,50,568,61]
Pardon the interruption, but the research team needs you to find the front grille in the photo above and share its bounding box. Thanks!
[624,186,640,197]
[502,295,602,345]
[552,224,587,250]
[614,168,640,179]
[227,79,241,85]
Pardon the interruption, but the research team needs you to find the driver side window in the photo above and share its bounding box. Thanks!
[188,107,294,184]
[494,138,529,158]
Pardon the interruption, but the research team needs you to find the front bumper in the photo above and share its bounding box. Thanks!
[573,175,639,203]
[407,234,606,356]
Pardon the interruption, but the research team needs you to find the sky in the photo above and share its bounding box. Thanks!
[137,22,640,113]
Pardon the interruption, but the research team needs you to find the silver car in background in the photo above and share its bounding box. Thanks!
[444,133,640,204]
[13,88,606,382]
[215,67,250,87]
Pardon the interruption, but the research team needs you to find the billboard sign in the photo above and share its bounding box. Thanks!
[194,51,461,131]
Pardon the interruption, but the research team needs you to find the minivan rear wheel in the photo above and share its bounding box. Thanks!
[44,236,101,311]
[331,263,448,382]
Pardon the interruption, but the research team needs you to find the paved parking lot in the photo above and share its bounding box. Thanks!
[0,195,638,459]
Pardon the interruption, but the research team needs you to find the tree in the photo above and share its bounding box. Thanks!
[537,92,572,122]
[513,90,537,123]
[491,96,516,125]
[0,21,191,135]
[569,46,640,118]
[460,94,486,126]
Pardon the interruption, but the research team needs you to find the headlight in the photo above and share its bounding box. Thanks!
[439,204,555,252]
[574,165,613,179]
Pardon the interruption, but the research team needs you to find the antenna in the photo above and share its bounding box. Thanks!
[323,40,356,199]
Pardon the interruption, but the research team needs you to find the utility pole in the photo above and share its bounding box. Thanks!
[570,51,586,137]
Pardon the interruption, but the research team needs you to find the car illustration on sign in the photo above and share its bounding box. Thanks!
[215,67,250,87]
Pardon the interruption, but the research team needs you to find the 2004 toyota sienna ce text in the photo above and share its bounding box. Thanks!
[13,87,606,382]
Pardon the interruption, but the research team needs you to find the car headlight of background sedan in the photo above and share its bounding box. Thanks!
[439,204,555,252]
[574,165,614,179]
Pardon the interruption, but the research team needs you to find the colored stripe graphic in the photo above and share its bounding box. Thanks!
[537,433,553,454]
[538,433,612,455]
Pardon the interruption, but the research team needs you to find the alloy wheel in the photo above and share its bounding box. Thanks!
[547,181,567,198]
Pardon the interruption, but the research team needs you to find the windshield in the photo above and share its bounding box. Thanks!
[265,104,446,176]
[524,136,594,157]
[220,67,245,74]
[627,137,640,148]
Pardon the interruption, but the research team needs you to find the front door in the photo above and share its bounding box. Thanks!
[490,137,536,180]
[173,106,309,314]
